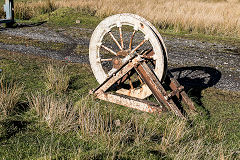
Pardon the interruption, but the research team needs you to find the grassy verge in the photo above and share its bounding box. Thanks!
[0,48,239,159]
[28,7,101,29]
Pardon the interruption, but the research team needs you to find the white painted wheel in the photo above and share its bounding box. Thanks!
[89,13,168,99]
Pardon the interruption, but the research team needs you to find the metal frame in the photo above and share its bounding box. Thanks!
[90,53,196,119]
[0,0,14,25]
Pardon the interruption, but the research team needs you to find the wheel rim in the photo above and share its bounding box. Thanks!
[89,13,168,99]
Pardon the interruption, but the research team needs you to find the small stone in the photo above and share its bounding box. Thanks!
[114,119,121,127]
[224,62,228,65]
[76,20,81,24]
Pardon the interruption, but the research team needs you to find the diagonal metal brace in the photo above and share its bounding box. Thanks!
[93,55,143,95]
[134,62,186,119]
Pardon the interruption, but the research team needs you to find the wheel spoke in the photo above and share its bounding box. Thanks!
[141,51,154,59]
[109,31,122,50]
[101,45,117,55]
[130,39,147,54]
[119,27,124,49]
[129,30,136,50]
[101,58,113,62]
[178,70,182,79]
[185,70,195,77]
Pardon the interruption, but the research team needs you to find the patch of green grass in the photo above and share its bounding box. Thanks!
[201,88,240,145]
[74,44,89,55]
[0,50,239,159]
[31,8,102,29]
[0,49,96,95]
[159,28,240,53]
[0,50,46,93]
[0,123,84,159]
[0,34,66,51]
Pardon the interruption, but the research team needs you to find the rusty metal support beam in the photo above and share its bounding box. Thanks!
[93,55,142,95]
[97,92,165,114]
[134,62,186,119]
[166,71,196,112]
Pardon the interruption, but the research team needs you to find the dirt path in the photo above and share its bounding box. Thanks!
[0,25,239,92]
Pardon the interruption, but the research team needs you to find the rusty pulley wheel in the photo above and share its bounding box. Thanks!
[89,13,168,99]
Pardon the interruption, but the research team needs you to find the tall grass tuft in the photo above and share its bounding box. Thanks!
[160,118,188,153]
[44,64,70,93]
[172,139,225,159]
[14,0,57,20]
[0,76,23,119]
[41,0,57,14]
[14,3,33,20]
[0,7,4,19]
[28,94,112,135]
[75,96,111,137]
[29,93,78,133]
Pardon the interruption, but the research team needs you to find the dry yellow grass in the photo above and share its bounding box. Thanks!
[53,0,240,36]
[0,76,23,119]
[14,0,57,20]
[14,0,240,36]
[44,64,70,93]
[29,93,78,133]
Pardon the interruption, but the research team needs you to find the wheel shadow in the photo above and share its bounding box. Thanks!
[169,66,222,118]
[14,21,47,28]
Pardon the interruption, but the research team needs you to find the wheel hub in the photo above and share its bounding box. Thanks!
[112,57,123,69]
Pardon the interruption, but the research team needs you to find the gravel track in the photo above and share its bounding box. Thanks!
[0,25,239,92]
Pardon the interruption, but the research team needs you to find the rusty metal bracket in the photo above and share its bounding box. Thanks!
[165,71,196,112]
[90,54,196,119]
